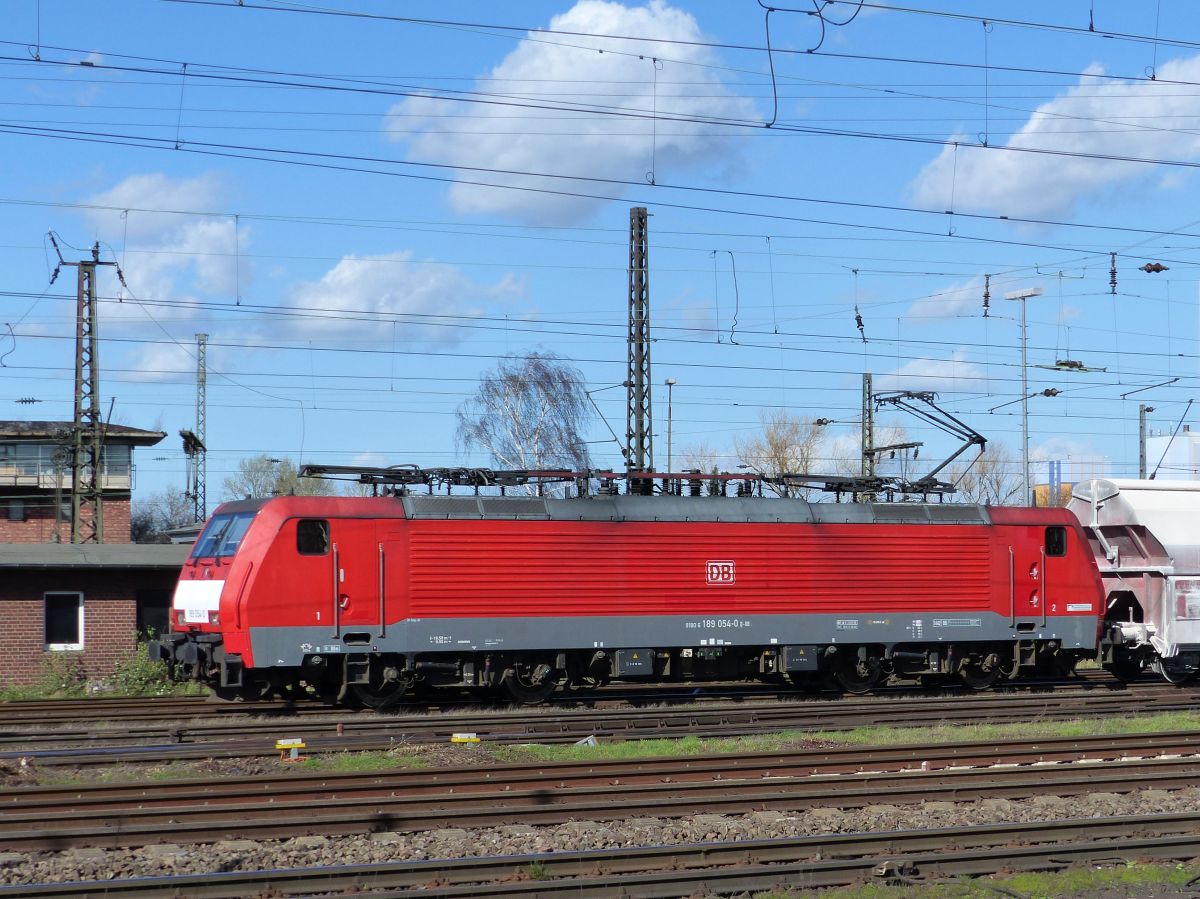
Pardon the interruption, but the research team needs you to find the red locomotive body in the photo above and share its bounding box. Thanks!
[153,493,1103,704]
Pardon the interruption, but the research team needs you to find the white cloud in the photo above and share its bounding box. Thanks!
[904,277,984,320]
[386,1,758,223]
[283,252,521,345]
[80,172,243,304]
[875,349,986,392]
[118,342,195,384]
[908,56,1200,218]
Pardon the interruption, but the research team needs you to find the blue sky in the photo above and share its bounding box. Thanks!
[3,0,1200,507]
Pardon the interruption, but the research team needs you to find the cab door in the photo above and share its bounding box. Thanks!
[1009,531,1046,627]
[327,519,382,640]
[1008,524,1067,628]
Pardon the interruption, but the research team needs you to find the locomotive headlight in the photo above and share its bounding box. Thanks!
[175,610,186,626]
[209,612,220,626]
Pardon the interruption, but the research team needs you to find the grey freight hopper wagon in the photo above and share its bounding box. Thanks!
[1069,478,1200,683]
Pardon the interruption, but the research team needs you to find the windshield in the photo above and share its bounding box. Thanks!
[190,511,256,559]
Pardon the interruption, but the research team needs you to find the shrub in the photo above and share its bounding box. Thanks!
[38,652,88,697]
[108,645,176,697]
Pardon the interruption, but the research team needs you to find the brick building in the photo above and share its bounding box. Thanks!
[0,543,189,688]
[0,421,185,688]
[0,420,166,543]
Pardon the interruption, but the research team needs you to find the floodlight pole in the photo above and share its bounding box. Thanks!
[1005,287,1043,505]
[664,378,676,474]
[1139,404,1154,479]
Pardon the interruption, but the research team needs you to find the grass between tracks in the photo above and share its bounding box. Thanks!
[19,709,1200,786]
[754,861,1200,898]
[487,709,1200,766]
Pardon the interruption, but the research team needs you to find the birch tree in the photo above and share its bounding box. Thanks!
[456,352,591,474]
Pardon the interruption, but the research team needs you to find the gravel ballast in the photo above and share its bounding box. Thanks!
[2,785,1197,887]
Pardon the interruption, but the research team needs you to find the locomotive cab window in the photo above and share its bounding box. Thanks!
[191,511,257,559]
[1045,526,1067,557]
[296,519,330,555]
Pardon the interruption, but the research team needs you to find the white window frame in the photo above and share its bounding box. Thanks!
[44,591,84,651]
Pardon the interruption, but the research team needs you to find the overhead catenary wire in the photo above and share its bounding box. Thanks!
[158,1,1200,57]
[4,5,1195,484]
[9,47,1200,196]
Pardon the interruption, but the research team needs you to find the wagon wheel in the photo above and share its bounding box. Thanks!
[1154,658,1196,686]
[959,656,1001,691]
[833,652,880,695]
[499,664,558,705]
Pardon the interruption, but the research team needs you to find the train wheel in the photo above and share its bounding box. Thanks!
[1154,659,1196,686]
[351,665,409,711]
[1104,647,1144,683]
[959,659,1000,691]
[833,653,879,695]
[499,665,557,704]
[210,679,273,702]
[352,681,406,711]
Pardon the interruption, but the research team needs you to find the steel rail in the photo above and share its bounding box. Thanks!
[3,686,1197,767]
[5,729,1200,813]
[3,755,1200,851]
[0,669,1166,725]
[5,811,1200,898]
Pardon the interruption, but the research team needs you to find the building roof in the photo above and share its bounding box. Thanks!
[0,421,166,447]
[0,543,188,569]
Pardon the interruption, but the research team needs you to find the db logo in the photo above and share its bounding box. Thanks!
[706,560,736,585]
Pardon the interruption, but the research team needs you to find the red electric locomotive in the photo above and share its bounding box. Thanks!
[152,480,1104,706]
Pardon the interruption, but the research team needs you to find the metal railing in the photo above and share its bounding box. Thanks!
[0,460,134,490]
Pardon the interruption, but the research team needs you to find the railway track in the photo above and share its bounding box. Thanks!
[5,811,1200,897]
[3,731,1200,851]
[1,680,1197,767]
[0,669,1158,726]
[7,728,1200,813]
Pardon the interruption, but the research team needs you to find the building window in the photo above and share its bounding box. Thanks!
[7,499,24,522]
[136,589,171,639]
[44,592,84,650]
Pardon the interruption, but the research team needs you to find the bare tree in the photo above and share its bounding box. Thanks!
[947,443,1024,505]
[734,411,824,497]
[223,455,339,500]
[132,486,195,543]
[456,352,591,474]
[824,425,912,479]
[674,441,726,495]
[678,442,722,475]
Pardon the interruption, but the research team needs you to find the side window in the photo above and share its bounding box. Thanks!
[1045,526,1067,557]
[45,592,84,650]
[297,519,330,555]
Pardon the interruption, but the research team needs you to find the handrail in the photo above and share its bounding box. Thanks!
[378,542,386,638]
[332,543,341,639]
[1009,546,1015,627]
[1041,546,1048,627]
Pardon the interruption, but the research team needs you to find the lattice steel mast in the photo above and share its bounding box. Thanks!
[49,238,119,544]
[193,333,207,520]
[626,207,654,488]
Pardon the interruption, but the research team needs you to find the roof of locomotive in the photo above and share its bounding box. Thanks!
[396,493,993,525]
